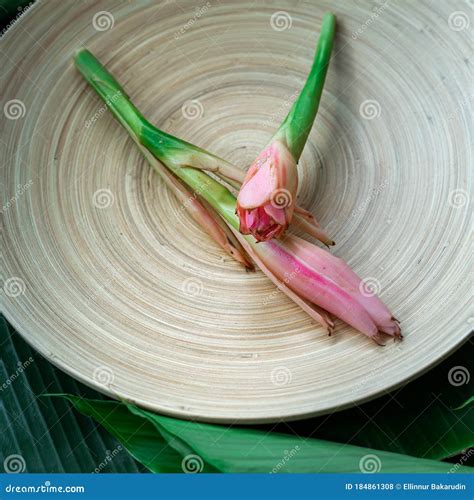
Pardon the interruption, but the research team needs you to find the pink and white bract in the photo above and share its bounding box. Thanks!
[237,140,298,241]
[238,233,401,344]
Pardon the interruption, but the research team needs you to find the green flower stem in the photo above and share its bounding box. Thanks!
[273,12,336,161]
[139,124,239,229]
[75,49,145,141]
[75,49,240,230]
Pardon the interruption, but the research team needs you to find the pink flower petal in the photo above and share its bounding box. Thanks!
[237,156,276,208]
[258,240,380,340]
[236,140,298,241]
[230,228,335,334]
[282,236,400,336]
[263,203,287,225]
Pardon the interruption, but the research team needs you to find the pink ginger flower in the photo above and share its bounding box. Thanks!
[236,140,298,242]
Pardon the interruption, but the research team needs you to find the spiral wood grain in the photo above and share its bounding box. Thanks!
[0,0,471,423]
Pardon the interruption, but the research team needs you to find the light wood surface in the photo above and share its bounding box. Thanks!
[0,0,471,423]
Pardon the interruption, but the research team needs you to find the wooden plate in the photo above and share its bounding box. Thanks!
[0,0,471,423]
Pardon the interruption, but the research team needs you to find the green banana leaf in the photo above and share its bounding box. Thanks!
[0,316,143,472]
[1,314,472,472]
[268,340,473,461]
[457,396,474,410]
[49,394,471,473]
